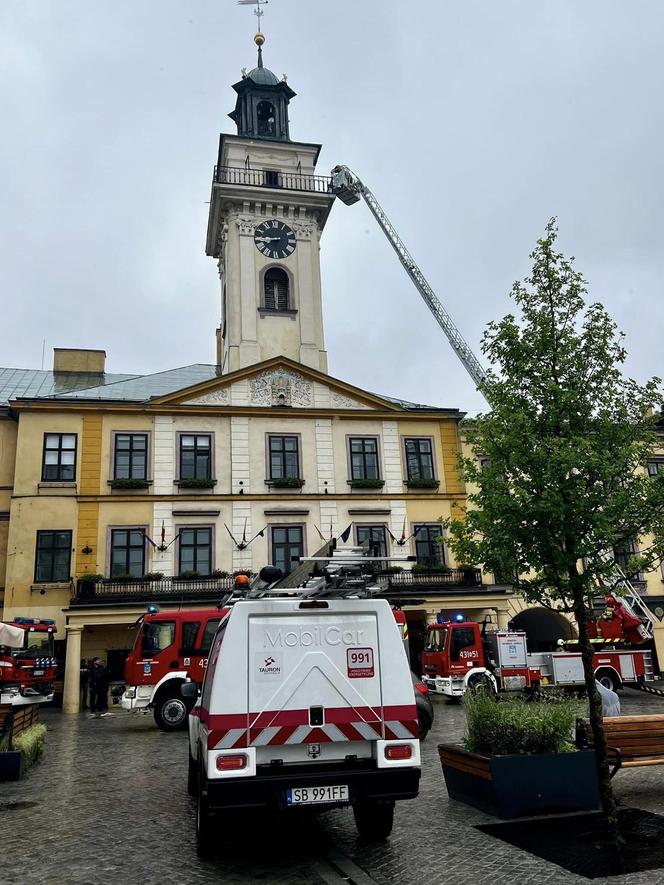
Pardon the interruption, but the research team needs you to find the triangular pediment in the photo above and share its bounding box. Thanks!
[150,357,402,412]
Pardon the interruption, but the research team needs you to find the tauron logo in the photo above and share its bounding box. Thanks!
[256,651,282,678]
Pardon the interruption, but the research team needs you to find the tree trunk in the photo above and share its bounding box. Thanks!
[573,589,624,859]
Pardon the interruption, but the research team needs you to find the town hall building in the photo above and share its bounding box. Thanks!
[1,34,663,713]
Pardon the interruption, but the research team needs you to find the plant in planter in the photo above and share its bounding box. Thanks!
[108,572,134,583]
[13,723,47,772]
[177,478,217,489]
[176,570,200,580]
[348,478,385,490]
[269,477,305,489]
[209,569,230,579]
[405,478,440,490]
[439,690,598,819]
[77,573,104,599]
[0,722,47,781]
[109,477,150,489]
[142,572,164,582]
[411,564,451,575]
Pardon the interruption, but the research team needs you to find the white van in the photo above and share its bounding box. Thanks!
[185,596,420,848]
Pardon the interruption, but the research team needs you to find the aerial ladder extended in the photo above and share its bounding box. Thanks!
[330,165,659,673]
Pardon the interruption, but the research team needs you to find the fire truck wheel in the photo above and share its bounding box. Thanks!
[353,799,394,840]
[596,670,620,693]
[196,771,216,855]
[467,672,496,697]
[187,752,198,796]
[153,689,189,731]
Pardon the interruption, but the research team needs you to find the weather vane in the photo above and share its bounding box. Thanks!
[237,0,268,30]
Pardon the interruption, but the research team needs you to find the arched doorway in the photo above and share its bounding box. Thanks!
[510,608,575,652]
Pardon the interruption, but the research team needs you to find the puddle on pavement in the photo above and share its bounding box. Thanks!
[0,801,39,812]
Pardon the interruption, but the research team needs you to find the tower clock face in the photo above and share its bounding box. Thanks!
[254,219,297,259]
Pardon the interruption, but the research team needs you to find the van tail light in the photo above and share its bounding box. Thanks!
[414,681,429,696]
[385,744,413,761]
[216,753,248,772]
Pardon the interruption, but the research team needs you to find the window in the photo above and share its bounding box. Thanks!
[450,627,476,662]
[264,169,281,188]
[356,525,387,558]
[263,268,290,311]
[35,530,72,582]
[181,621,201,652]
[271,525,304,575]
[349,437,380,480]
[178,527,212,575]
[613,538,642,579]
[414,524,444,567]
[647,460,664,477]
[268,435,300,479]
[257,100,276,136]
[141,621,175,657]
[201,618,221,653]
[113,433,148,480]
[179,434,212,480]
[110,529,145,578]
[404,438,435,480]
[42,433,77,481]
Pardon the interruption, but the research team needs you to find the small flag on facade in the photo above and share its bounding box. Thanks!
[340,524,352,543]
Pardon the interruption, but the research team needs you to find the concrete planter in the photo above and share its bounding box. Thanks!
[439,744,600,819]
[0,750,24,781]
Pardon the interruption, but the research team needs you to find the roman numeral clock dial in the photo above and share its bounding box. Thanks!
[254,220,297,259]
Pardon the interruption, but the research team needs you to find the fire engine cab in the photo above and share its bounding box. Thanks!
[0,618,57,706]
[122,607,228,730]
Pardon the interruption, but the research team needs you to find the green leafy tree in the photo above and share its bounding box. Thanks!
[447,220,664,840]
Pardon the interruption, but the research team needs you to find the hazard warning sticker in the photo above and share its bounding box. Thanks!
[347,647,375,679]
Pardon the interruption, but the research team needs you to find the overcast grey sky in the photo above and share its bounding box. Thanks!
[1,1,663,414]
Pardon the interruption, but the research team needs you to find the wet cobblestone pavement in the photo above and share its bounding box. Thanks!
[3,692,664,884]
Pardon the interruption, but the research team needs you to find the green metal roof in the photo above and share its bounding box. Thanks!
[0,368,137,407]
[1,363,455,413]
[247,66,280,86]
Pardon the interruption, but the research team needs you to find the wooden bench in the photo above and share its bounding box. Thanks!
[583,714,664,777]
[0,703,40,746]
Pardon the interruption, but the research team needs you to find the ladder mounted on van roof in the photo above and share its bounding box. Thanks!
[219,541,415,605]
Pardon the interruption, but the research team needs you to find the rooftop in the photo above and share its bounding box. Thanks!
[0,362,451,412]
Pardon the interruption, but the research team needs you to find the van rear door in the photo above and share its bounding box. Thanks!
[248,608,382,762]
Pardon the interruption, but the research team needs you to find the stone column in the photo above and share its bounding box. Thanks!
[496,608,512,630]
[63,625,83,714]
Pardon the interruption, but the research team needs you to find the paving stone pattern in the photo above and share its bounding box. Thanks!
[2,692,664,885]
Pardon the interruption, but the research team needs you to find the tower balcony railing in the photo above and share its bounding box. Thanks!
[214,165,332,194]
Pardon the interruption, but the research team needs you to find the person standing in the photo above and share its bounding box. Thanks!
[89,658,111,718]
[80,659,90,710]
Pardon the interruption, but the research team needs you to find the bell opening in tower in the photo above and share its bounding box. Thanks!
[257,100,276,136]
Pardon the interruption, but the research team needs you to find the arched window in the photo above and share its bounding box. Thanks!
[257,101,276,136]
[263,268,290,311]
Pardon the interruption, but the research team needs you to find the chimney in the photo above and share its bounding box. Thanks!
[53,348,106,374]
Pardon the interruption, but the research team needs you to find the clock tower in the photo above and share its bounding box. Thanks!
[206,34,335,374]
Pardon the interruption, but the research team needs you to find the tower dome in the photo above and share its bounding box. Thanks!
[228,34,296,141]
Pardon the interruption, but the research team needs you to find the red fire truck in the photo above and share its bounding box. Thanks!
[122,607,229,731]
[0,618,58,706]
[122,602,410,732]
[421,616,654,698]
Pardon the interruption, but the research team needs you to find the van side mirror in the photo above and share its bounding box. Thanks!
[181,681,199,699]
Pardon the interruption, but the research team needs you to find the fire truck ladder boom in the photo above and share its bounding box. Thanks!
[599,552,655,638]
[330,166,488,398]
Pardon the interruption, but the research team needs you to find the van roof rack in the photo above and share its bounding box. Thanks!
[217,541,415,604]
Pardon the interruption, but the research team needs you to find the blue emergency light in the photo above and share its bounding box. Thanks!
[454,613,465,622]
[147,603,160,614]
